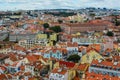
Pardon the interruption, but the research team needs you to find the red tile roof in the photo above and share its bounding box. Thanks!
[113,56,120,61]
[26,55,38,63]
[24,72,31,76]
[20,65,25,71]
[74,77,80,80]
[67,42,78,47]
[85,71,120,80]
[87,44,101,53]
[14,44,26,51]
[59,61,75,68]
[0,74,12,80]
[51,68,67,75]
[0,66,6,71]
[77,63,89,71]
[9,53,18,61]
[91,60,120,69]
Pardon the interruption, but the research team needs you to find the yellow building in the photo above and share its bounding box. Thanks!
[36,34,47,39]
[36,33,57,41]
[81,50,103,64]
[53,61,76,80]
[0,48,11,54]
[50,33,57,41]
[49,40,53,46]
[76,63,89,79]
[69,13,84,22]
[68,69,76,80]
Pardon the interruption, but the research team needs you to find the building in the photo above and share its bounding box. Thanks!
[43,48,63,60]
[102,36,114,51]
[9,33,36,42]
[49,68,68,80]
[72,36,103,45]
[60,20,114,34]
[89,59,120,77]
[81,49,103,64]
[52,61,76,80]
[0,30,9,41]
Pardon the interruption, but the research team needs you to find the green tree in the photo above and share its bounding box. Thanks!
[112,15,120,26]
[117,39,120,43]
[70,21,74,23]
[0,45,2,48]
[89,13,95,20]
[49,26,62,33]
[58,20,63,24]
[67,54,80,63]
[43,23,49,29]
[106,31,114,37]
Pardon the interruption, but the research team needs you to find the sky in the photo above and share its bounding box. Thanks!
[0,0,120,11]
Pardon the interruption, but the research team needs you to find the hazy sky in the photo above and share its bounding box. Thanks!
[0,0,119,11]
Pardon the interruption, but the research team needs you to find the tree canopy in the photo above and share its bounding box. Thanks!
[43,23,49,29]
[49,26,62,33]
[67,54,80,63]
[106,31,114,37]
[45,12,76,17]
[110,15,120,26]
[58,20,63,24]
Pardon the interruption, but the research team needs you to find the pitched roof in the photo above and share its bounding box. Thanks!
[87,44,101,53]
[0,74,9,80]
[51,68,67,75]
[14,44,26,51]
[91,59,120,69]
[26,55,38,63]
[28,77,39,80]
[77,63,89,71]
[11,61,19,67]
[85,71,120,80]
[0,66,6,71]
[9,53,18,61]
[74,76,80,80]
[105,48,112,52]
[59,61,75,68]
[67,42,78,47]
[20,65,25,71]
[0,54,8,60]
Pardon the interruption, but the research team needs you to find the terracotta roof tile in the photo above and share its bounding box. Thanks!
[77,63,89,71]
[67,42,78,47]
[14,44,26,51]
[87,44,101,52]
[74,77,80,80]
[0,74,7,79]
[51,68,67,75]
[26,55,38,63]
[91,60,120,70]
[85,71,120,80]
[59,61,75,68]
[9,53,18,61]
[24,72,31,76]
[20,65,25,71]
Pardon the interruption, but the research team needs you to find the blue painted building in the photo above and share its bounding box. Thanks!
[43,49,63,59]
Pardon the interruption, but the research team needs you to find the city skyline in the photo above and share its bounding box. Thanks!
[0,0,120,11]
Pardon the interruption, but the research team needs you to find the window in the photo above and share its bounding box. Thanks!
[50,78,54,80]
[60,55,62,58]
[57,52,60,57]
[59,75,62,78]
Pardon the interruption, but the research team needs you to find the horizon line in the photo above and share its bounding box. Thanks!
[0,7,120,12]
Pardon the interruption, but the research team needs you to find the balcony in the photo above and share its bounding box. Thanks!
[89,66,120,76]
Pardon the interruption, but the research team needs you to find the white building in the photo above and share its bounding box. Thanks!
[49,68,68,80]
